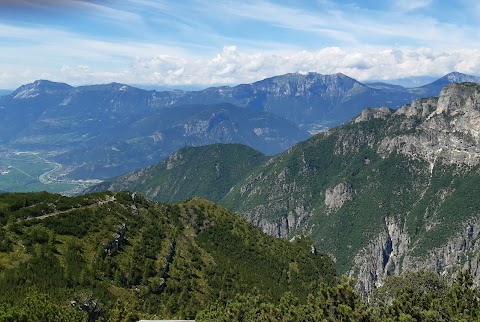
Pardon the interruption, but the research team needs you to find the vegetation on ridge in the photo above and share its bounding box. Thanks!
[90,143,268,203]
[197,270,480,321]
[0,191,334,320]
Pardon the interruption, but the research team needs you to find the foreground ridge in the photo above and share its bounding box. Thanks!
[0,191,334,320]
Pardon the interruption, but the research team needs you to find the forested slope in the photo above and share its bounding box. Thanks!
[0,191,334,320]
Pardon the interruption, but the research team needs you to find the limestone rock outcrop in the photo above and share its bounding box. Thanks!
[354,107,392,123]
[325,182,354,212]
[379,83,480,167]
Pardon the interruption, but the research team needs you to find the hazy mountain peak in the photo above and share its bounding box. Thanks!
[255,71,363,91]
[77,82,138,92]
[420,71,480,88]
[11,80,72,99]
[332,72,350,78]
[107,82,133,91]
[443,71,480,82]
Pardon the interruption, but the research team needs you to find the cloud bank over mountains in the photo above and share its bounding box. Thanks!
[5,46,479,89]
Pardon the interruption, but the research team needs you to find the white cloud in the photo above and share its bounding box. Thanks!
[5,46,475,88]
[2,43,480,89]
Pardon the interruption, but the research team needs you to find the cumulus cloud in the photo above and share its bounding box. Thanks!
[2,46,480,89]
[121,46,480,85]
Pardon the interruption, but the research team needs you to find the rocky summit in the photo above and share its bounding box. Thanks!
[90,82,480,297]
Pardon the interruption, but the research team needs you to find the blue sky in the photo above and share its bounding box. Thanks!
[0,0,479,88]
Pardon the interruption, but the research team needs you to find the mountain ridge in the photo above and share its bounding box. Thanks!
[1,71,478,186]
[88,143,268,203]
[10,71,477,131]
[88,82,480,297]
[0,190,335,319]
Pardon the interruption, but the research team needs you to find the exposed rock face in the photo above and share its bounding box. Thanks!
[354,107,392,123]
[245,204,311,238]
[103,223,127,256]
[325,182,354,212]
[166,150,185,170]
[352,217,480,298]
[403,219,480,284]
[352,217,410,297]
[395,97,438,118]
[435,82,480,116]
[379,83,480,167]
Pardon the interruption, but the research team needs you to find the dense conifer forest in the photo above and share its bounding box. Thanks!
[0,191,479,321]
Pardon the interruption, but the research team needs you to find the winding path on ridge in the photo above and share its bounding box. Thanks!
[24,195,117,221]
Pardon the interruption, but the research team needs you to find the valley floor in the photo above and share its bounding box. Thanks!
[0,150,100,194]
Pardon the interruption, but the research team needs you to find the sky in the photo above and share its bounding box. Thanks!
[0,0,479,89]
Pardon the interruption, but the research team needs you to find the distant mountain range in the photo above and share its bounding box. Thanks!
[0,71,478,181]
[0,81,307,179]
[123,71,479,133]
[366,75,439,88]
[0,90,12,96]
[89,82,480,296]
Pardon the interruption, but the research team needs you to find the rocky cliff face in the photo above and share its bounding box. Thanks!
[352,215,480,298]
[225,83,480,296]
[379,83,480,167]
[325,182,354,213]
[403,219,480,282]
[338,83,480,296]
[351,217,410,297]
[354,107,392,123]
